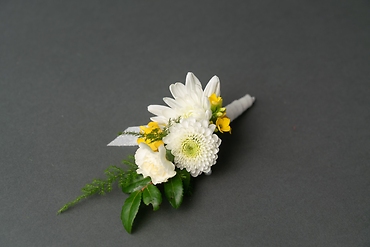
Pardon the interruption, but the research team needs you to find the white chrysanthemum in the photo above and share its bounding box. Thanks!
[163,118,221,177]
[148,72,221,125]
[135,143,176,185]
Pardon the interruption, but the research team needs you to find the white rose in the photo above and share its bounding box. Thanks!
[134,143,176,185]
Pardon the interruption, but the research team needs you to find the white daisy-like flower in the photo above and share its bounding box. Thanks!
[163,117,221,177]
[134,143,176,185]
[148,72,221,125]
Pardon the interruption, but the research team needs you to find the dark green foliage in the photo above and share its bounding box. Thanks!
[121,175,151,194]
[164,173,183,209]
[142,183,162,211]
[166,149,175,162]
[121,190,142,233]
[178,169,192,195]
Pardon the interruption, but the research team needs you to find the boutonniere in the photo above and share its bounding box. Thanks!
[58,72,255,233]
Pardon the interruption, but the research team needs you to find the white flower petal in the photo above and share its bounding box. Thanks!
[149,116,168,125]
[148,105,177,119]
[204,75,220,97]
[201,95,211,109]
[163,97,181,110]
[185,72,202,90]
[169,83,187,99]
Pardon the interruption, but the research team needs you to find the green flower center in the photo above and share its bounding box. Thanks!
[181,137,200,158]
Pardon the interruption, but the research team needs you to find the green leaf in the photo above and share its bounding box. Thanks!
[166,149,174,162]
[164,173,183,209]
[121,190,142,234]
[121,174,151,194]
[178,169,192,195]
[142,184,162,211]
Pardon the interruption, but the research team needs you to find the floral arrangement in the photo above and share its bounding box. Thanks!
[58,72,255,233]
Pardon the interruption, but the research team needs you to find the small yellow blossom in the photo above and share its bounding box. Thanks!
[137,138,164,152]
[139,122,161,134]
[209,93,223,108]
[216,117,231,133]
[137,122,164,151]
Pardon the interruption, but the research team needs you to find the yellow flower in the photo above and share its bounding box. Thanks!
[209,94,227,125]
[209,93,223,108]
[137,138,164,152]
[216,117,231,133]
[139,122,160,134]
[137,122,164,151]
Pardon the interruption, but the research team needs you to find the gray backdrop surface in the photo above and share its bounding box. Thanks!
[1,0,369,246]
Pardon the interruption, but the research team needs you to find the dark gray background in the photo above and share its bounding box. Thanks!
[1,0,369,246]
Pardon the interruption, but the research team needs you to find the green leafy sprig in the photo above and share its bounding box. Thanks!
[57,157,137,214]
[58,156,192,234]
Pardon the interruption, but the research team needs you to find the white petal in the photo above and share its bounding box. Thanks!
[163,97,181,110]
[148,105,175,117]
[185,72,202,90]
[201,94,211,109]
[204,75,220,97]
[169,83,187,99]
[150,116,168,124]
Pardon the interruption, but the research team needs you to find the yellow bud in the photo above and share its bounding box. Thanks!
[209,94,223,108]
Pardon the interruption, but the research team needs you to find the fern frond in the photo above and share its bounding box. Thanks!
[57,164,130,214]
